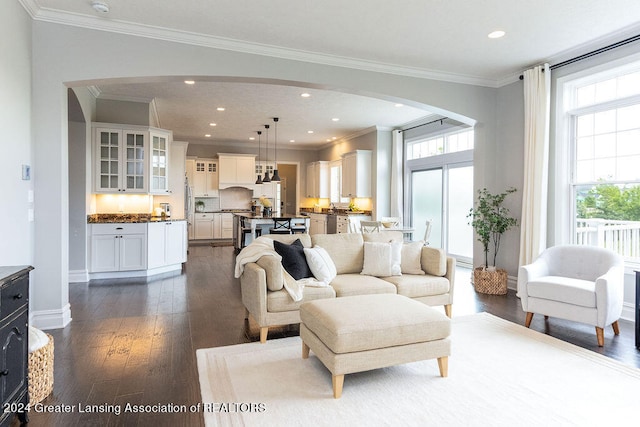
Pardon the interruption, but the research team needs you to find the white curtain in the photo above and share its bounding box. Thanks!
[519,64,551,267]
[390,130,404,223]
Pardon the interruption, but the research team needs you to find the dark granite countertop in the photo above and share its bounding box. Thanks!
[87,214,186,223]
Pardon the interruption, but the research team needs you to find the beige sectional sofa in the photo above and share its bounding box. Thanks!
[240,232,456,343]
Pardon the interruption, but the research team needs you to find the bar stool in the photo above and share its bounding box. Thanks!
[240,217,261,248]
[291,220,307,234]
[270,217,292,234]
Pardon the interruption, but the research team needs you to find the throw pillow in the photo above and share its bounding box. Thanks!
[273,239,313,280]
[401,240,426,275]
[361,241,402,277]
[256,256,284,291]
[303,245,337,284]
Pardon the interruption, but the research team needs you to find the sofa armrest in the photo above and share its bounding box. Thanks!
[517,258,549,309]
[240,262,269,326]
[444,256,456,304]
[595,265,625,327]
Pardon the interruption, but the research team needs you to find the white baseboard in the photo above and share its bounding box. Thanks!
[88,264,183,280]
[69,269,89,283]
[31,303,72,330]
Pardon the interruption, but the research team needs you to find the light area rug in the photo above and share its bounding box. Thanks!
[196,312,639,427]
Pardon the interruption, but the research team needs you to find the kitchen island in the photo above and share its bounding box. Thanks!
[232,213,310,252]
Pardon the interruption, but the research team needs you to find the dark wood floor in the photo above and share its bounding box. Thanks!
[25,244,640,426]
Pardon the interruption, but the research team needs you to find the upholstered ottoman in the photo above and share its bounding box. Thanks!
[300,294,451,398]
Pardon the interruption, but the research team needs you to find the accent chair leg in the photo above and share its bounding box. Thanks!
[259,327,269,344]
[437,356,448,377]
[596,327,605,347]
[332,374,344,399]
[612,321,620,336]
[525,312,534,328]
[444,304,452,318]
[302,342,310,359]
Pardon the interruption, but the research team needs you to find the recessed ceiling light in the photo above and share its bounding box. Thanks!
[395,103,403,107]
[91,1,110,13]
[204,134,211,138]
[332,118,340,122]
[326,139,331,142]
[332,137,337,140]
[289,139,295,143]
[249,137,255,140]
[184,80,195,85]
[307,130,314,134]
[209,123,217,126]
[301,93,311,98]
[488,30,506,39]
[216,107,225,111]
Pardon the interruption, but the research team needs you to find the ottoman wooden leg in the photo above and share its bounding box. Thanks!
[437,356,448,377]
[332,374,344,399]
[302,341,310,359]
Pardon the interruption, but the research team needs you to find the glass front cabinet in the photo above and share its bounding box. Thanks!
[93,124,172,194]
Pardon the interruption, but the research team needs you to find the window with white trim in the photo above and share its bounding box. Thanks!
[406,128,474,160]
[564,62,640,263]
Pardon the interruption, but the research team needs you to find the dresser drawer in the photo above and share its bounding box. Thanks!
[1,274,29,322]
[91,223,147,235]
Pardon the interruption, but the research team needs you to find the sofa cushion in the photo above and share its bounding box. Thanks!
[267,285,336,313]
[329,274,397,297]
[527,276,596,308]
[256,256,284,291]
[383,274,450,298]
[303,246,337,284]
[361,241,402,277]
[363,231,403,243]
[269,234,312,247]
[273,239,313,280]
[311,233,364,274]
[421,247,447,276]
[401,241,426,275]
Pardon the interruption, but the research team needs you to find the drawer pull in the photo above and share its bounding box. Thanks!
[13,293,23,300]
[116,227,124,230]
[0,370,8,376]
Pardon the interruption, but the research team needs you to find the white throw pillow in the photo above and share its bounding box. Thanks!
[361,241,402,277]
[304,246,337,284]
[401,240,426,275]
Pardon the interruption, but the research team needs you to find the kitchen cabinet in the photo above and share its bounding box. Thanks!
[194,213,215,239]
[150,130,171,194]
[336,215,350,233]
[147,221,187,269]
[93,124,173,194]
[0,266,31,427]
[341,150,371,198]
[253,181,278,199]
[221,213,234,239]
[193,159,219,197]
[218,154,255,187]
[309,213,327,235]
[89,223,147,272]
[306,161,329,198]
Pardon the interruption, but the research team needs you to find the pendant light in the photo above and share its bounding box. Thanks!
[271,117,281,181]
[262,124,271,183]
[255,130,263,184]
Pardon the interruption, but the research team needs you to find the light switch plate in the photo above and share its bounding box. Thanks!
[22,164,30,180]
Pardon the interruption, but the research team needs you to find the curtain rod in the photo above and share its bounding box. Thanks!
[518,33,640,80]
[399,117,449,133]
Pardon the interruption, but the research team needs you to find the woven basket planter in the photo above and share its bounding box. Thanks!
[473,267,508,295]
[28,333,54,404]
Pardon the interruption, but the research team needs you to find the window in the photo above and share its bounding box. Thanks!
[407,129,474,160]
[563,60,640,263]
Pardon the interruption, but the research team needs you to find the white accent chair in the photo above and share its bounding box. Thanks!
[517,245,624,347]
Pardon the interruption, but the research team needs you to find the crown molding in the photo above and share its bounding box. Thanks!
[24,3,501,88]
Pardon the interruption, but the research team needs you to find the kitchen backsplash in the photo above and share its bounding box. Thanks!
[194,197,220,212]
[219,187,254,210]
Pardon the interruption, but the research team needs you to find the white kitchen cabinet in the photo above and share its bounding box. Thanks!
[336,215,350,233]
[147,221,186,269]
[221,213,234,239]
[253,181,277,199]
[309,213,327,235]
[93,124,173,194]
[193,159,219,197]
[194,213,215,239]
[213,213,222,239]
[218,154,256,187]
[341,150,371,198]
[306,161,329,198]
[90,223,147,272]
[150,130,171,194]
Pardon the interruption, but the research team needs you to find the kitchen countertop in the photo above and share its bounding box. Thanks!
[87,213,186,223]
[233,212,309,219]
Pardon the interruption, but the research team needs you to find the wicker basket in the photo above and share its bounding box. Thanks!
[473,267,508,295]
[28,333,54,404]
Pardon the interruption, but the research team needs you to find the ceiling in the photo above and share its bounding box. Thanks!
[23,0,640,148]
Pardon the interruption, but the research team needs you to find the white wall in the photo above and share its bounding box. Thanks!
[27,19,501,329]
[0,2,33,267]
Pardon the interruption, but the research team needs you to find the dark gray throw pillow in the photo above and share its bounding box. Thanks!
[273,239,313,280]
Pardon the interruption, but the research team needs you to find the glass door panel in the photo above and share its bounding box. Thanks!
[97,130,120,191]
[124,132,146,192]
[411,169,442,247]
[447,165,473,263]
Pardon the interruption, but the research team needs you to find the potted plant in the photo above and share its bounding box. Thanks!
[195,200,205,213]
[467,187,518,295]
